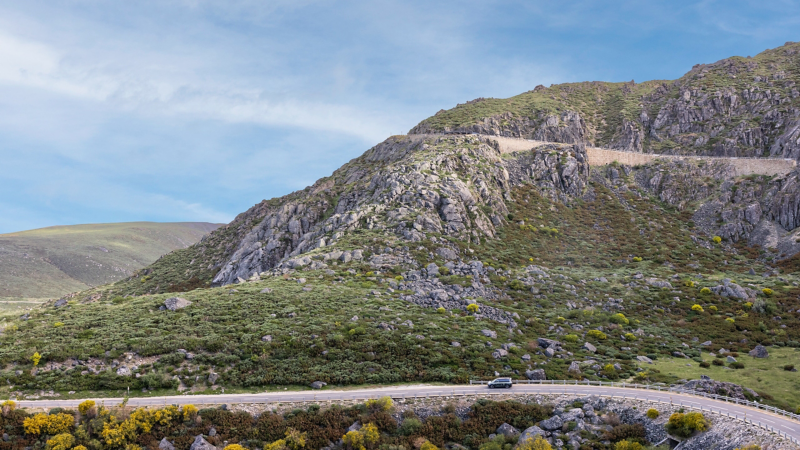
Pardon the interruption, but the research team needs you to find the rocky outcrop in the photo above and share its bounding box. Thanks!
[207,135,590,287]
[681,378,760,401]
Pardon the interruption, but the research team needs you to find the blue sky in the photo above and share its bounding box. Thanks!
[0,0,798,233]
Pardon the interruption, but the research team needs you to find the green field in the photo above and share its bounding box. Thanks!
[0,222,221,299]
[647,347,800,407]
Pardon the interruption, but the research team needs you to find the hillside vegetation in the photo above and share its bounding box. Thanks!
[0,222,221,300]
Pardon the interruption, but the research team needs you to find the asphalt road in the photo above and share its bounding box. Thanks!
[11,384,800,443]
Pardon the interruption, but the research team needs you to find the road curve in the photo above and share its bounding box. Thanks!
[11,384,800,443]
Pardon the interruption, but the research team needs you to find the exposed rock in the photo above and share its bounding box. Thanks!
[636,355,653,364]
[495,423,519,438]
[159,438,175,450]
[525,369,547,381]
[538,415,563,431]
[164,297,191,311]
[517,426,546,445]
[482,329,498,339]
[310,381,327,389]
[261,335,273,342]
[567,361,581,374]
[749,345,769,358]
[582,342,596,353]
[681,379,759,401]
[189,435,215,450]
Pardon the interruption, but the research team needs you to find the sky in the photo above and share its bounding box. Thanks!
[0,0,798,233]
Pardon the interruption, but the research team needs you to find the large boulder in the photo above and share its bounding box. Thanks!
[711,279,755,299]
[310,381,327,389]
[538,415,563,431]
[482,329,497,339]
[582,342,596,353]
[164,297,192,311]
[537,338,561,349]
[749,345,769,358]
[496,423,520,438]
[517,426,546,445]
[189,435,215,450]
[525,369,546,381]
[567,361,581,374]
[636,355,653,364]
[435,247,459,260]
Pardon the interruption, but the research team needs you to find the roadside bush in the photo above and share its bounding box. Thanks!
[646,409,659,419]
[605,423,645,441]
[614,441,643,450]
[399,418,422,436]
[666,412,708,437]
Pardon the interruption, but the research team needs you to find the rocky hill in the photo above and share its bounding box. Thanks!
[2,43,800,415]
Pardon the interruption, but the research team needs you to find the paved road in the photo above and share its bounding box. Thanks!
[12,384,800,443]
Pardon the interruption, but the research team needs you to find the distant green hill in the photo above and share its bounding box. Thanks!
[0,222,222,299]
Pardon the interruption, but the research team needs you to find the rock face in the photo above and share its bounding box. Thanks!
[164,297,191,311]
[538,415,563,431]
[310,381,327,389]
[749,345,769,358]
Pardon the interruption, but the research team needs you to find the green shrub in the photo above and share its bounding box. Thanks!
[712,359,723,366]
[588,330,607,340]
[564,334,579,343]
[436,307,446,314]
[699,361,710,368]
[700,287,711,295]
[646,409,659,419]
[666,412,708,437]
[610,313,629,325]
[730,362,745,369]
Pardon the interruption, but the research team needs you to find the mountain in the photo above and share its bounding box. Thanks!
[2,42,800,410]
[412,41,800,159]
[0,222,222,299]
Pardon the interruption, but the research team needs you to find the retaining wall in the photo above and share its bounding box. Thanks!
[586,148,797,177]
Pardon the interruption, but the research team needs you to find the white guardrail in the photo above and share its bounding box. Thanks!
[467,379,800,445]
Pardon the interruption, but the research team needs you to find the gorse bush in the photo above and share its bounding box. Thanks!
[712,236,722,244]
[691,304,704,312]
[666,412,708,437]
[610,313,629,325]
[588,330,607,340]
[646,409,659,419]
[467,304,479,313]
[700,287,711,295]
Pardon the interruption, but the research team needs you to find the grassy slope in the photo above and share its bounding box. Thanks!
[412,42,800,151]
[0,222,221,299]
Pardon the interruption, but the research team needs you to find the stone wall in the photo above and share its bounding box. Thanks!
[585,148,796,177]
[479,134,796,178]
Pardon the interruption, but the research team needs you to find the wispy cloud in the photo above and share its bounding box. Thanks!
[0,0,797,232]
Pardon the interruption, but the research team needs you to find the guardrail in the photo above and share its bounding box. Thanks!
[468,379,800,445]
